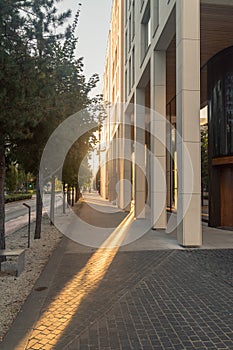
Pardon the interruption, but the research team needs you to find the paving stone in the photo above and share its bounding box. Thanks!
[68,250,233,350]
[2,246,232,350]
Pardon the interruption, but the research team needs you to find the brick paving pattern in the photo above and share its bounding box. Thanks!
[25,250,171,349]
[68,250,233,350]
[8,248,233,350]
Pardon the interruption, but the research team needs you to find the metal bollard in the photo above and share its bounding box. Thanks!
[23,203,31,248]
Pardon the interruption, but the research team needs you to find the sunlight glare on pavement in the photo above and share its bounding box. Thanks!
[20,212,134,350]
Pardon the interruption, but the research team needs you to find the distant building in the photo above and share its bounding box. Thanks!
[101,0,233,247]
[101,0,125,205]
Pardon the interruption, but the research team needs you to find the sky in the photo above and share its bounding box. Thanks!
[57,0,112,96]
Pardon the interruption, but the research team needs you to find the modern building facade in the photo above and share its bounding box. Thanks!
[101,0,233,247]
[100,0,124,206]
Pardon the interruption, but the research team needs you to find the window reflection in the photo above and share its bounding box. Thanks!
[208,47,233,157]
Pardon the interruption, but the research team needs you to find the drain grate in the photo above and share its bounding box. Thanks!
[34,286,48,292]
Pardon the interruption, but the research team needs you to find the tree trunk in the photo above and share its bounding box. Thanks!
[71,186,74,207]
[66,186,70,207]
[34,173,42,239]
[67,187,70,206]
[0,143,5,250]
[50,175,55,225]
[75,185,78,203]
[63,182,66,214]
[75,182,80,202]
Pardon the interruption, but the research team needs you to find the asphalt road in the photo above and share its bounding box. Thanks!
[5,194,64,234]
[5,197,37,222]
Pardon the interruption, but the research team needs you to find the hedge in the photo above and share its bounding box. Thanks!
[5,193,32,204]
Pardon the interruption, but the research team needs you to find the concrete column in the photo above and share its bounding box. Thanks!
[107,144,113,201]
[176,0,202,246]
[100,159,106,199]
[150,50,167,229]
[119,113,132,211]
[105,156,109,200]
[118,122,124,209]
[105,152,109,199]
[116,125,123,208]
[100,127,107,200]
[108,138,116,202]
[134,89,146,218]
[166,112,172,210]
[115,127,119,206]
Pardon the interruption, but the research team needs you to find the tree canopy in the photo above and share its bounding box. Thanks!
[0,0,105,247]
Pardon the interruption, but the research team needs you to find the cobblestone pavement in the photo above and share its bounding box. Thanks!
[12,247,232,350]
[24,250,172,350]
[67,250,233,350]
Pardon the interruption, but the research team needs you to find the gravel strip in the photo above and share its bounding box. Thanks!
[0,216,63,341]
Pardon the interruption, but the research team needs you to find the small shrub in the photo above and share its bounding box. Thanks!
[5,193,32,203]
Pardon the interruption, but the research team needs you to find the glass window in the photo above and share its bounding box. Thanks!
[212,81,225,156]
[125,0,128,25]
[141,2,151,62]
[140,0,145,12]
[125,69,128,100]
[129,57,132,92]
[225,73,233,155]
[208,50,233,158]
[125,30,128,61]
[132,1,135,39]
[132,47,135,86]
[153,0,159,36]
[129,14,131,50]
[210,76,233,157]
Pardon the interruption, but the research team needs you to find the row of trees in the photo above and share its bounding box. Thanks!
[0,0,104,248]
[5,163,34,193]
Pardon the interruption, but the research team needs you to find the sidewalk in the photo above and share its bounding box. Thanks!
[1,193,233,349]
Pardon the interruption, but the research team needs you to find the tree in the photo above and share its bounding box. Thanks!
[61,94,106,206]
[0,0,45,248]
[16,3,103,238]
[62,133,97,205]
[0,0,76,246]
[0,0,106,246]
[79,157,92,190]
[5,163,18,193]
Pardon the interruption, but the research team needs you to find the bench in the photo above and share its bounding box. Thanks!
[0,249,25,276]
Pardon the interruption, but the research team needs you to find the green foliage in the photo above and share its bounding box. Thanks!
[62,136,93,187]
[14,3,103,175]
[5,193,32,203]
[5,163,18,193]
[78,158,92,188]
[0,1,39,140]
[5,162,34,193]
[0,0,106,243]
